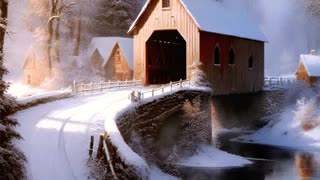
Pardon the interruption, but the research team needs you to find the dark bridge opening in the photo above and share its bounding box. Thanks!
[146,30,186,85]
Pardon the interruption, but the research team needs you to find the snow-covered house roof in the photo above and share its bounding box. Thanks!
[23,46,46,69]
[128,0,267,42]
[299,54,320,77]
[89,37,134,69]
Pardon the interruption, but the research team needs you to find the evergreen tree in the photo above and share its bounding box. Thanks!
[0,1,26,179]
[91,0,144,37]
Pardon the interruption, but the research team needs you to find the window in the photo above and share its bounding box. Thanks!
[248,56,253,69]
[229,48,235,65]
[115,50,121,64]
[214,45,221,65]
[162,0,170,8]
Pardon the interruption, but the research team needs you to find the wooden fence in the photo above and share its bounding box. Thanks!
[130,79,191,102]
[264,77,295,87]
[73,80,143,94]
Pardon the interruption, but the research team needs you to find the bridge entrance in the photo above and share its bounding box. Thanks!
[146,30,186,85]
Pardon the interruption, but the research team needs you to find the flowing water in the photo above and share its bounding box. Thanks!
[178,91,320,180]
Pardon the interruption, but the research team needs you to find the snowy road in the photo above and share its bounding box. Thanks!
[14,89,134,180]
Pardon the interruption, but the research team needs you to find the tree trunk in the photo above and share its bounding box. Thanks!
[73,18,82,56]
[0,0,8,68]
[47,0,57,71]
[54,17,61,62]
[47,19,53,70]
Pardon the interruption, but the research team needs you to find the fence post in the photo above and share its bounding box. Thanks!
[82,83,84,95]
[91,82,93,94]
[179,79,182,88]
[269,78,272,86]
[73,80,77,94]
[152,89,154,97]
[162,85,164,93]
[170,81,173,91]
[100,81,103,92]
[96,135,104,159]
[89,136,94,157]
[188,79,191,86]
[137,91,141,101]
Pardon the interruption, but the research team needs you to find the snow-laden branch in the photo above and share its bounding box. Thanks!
[48,15,61,23]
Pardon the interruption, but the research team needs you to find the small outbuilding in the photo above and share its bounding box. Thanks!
[129,0,267,95]
[23,47,50,86]
[89,37,133,81]
[296,50,320,85]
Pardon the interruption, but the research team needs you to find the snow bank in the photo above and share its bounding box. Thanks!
[17,89,72,106]
[7,82,72,106]
[236,95,320,151]
[7,83,46,99]
[150,166,178,180]
[177,145,252,168]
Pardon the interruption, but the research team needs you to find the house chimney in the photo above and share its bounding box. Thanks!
[310,49,317,55]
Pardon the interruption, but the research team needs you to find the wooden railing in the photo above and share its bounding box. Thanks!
[72,79,143,94]
[130,79,191,102]
[264,77,295,87]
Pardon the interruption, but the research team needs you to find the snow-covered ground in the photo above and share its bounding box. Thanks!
[14,88,144,180]
[13,84,256,179]
[235,93,320,151]
[7,83,72,106]
[177,145,252,168]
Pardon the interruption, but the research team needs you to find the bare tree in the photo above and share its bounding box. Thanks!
[27,0,87,72]
[305,0,320,16]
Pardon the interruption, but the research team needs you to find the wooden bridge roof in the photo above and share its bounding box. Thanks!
[128,0,267,42]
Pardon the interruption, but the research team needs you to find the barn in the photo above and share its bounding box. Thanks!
[296,50,320,85]
[128,0,267,95]
[89,37,133,81]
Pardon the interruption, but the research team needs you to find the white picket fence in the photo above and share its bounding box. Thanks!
[130,79,191,102]
[72,79,143,94]
[73,77,292,96]
[264,77,295,87]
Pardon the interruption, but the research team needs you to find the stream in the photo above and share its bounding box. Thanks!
[178,91,320,180]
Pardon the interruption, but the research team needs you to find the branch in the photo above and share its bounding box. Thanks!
[48,15,61,23]
[0,23,13,38]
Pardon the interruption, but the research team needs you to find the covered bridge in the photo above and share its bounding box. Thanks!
[128,0,267,95]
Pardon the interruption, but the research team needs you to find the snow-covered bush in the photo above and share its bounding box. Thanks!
[178,96,211,156]
[87,158,114,179]
[295,96,320,131]
[189,60,211,87]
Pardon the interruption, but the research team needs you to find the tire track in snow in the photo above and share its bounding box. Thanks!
[16,89,136,180]
[56,116,77,180]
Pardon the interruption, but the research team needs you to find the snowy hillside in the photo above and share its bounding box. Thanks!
[236,88,320,151]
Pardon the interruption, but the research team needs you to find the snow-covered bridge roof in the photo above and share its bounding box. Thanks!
[90,37,134,69]
[300,54,320,77]
[129,0,267,42]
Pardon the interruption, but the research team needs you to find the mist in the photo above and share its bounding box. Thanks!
[240,0,320,76]
[4,0,320,83]
[4,0,34,81]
